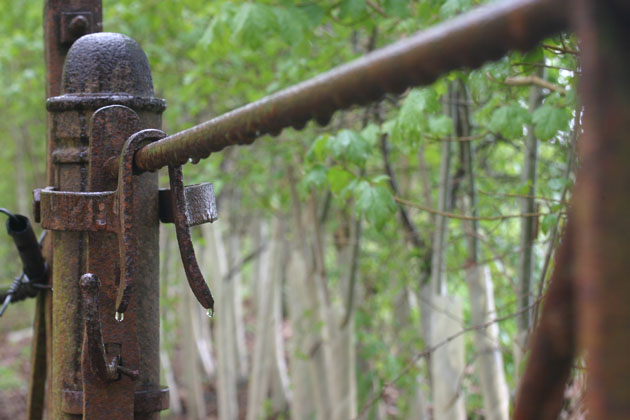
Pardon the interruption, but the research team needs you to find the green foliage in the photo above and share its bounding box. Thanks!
[532,103,571,140]
[489,103,531,138]
[354,180,397,228]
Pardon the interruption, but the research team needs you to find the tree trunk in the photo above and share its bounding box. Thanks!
[228,231,249,380]
[246,219,287,420]
[429,85,466,420]
[516,66,544,367]
[329,212,359,420]
[202,222,239,420]
[285,249,320,420]
[430,295,466,420]
[458,83,510,420]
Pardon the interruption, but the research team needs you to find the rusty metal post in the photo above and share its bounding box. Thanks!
[573,1,630,419]
[44,32,167,419]
[41,2,102,419]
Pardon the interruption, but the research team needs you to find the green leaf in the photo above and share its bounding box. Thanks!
[489,104,531,138]
[273,7,308,45]
[327,166,355,195]
[306,134,330,162]
[439,0,472,18]
[231,4,276,48]
[339,0,367,20]
[300,3,324,26]
[428,115,453,137]
[361,123,380,146]
[532,104,570,140]
[383,0,409,17]
[304,164,328,188]
[391,88,437,144]
[327,129,370,166]
[516,47,544,75]
[354,181,396,228]
[403,88,439,115]
[540,213,558,236]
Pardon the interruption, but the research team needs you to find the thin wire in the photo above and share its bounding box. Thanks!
[0,208,18,221]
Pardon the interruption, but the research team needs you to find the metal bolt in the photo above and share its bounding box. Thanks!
[68,15,89,38]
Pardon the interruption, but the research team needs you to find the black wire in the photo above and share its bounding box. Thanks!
[0,211,48,317]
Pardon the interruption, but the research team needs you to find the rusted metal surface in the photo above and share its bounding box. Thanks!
[82,105,152,420]
[158,183,218,226]
[37,183,216,231]
[26,293,48,420]
[513,221,576,420]
[573,1,630,419]
[39,188,118,231]
[80,274,122,383]
[115,128,165,315]
[43,2,102,418]
[61,388,170,414]
[45,32,165,419]
[168,165,215,311]
[134,0,568,172]
[44,0,102,98]
[80,273,143,420]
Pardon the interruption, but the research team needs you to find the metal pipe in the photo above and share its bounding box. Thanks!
[134,0,568,172]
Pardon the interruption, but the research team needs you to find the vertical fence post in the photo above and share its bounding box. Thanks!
[43,3,168,416]
[43,2,102,418]
[573,1,630,419]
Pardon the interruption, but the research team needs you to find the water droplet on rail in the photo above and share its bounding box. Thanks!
[115,312,124,322]
[206,308,214,319]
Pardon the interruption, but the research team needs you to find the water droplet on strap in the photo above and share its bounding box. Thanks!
[206,308,214,319]
[115,312,124,322]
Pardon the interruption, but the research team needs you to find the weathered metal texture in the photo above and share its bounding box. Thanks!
[39,188,118,231]
[168,165,215,311]
[80,272,140,420]
[82,105,143,420]
[158,183,218,226]
[26,292,48,420]
[573,1,630,419]
[115,128,166,315]
[134,0,568,172]
[37,184,216,230]
[46,33,165,419]
[80,274,122,383]
[42,2,103,418]
[61,388,170,414]
[44,0,102,98]
[513,221,576,420]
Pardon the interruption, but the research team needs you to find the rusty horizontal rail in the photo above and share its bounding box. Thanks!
[134,0,568,172]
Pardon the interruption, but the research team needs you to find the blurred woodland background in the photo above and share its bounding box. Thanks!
[0,0,581,419]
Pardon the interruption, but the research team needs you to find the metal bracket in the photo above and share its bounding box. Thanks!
[37,130,218,315]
